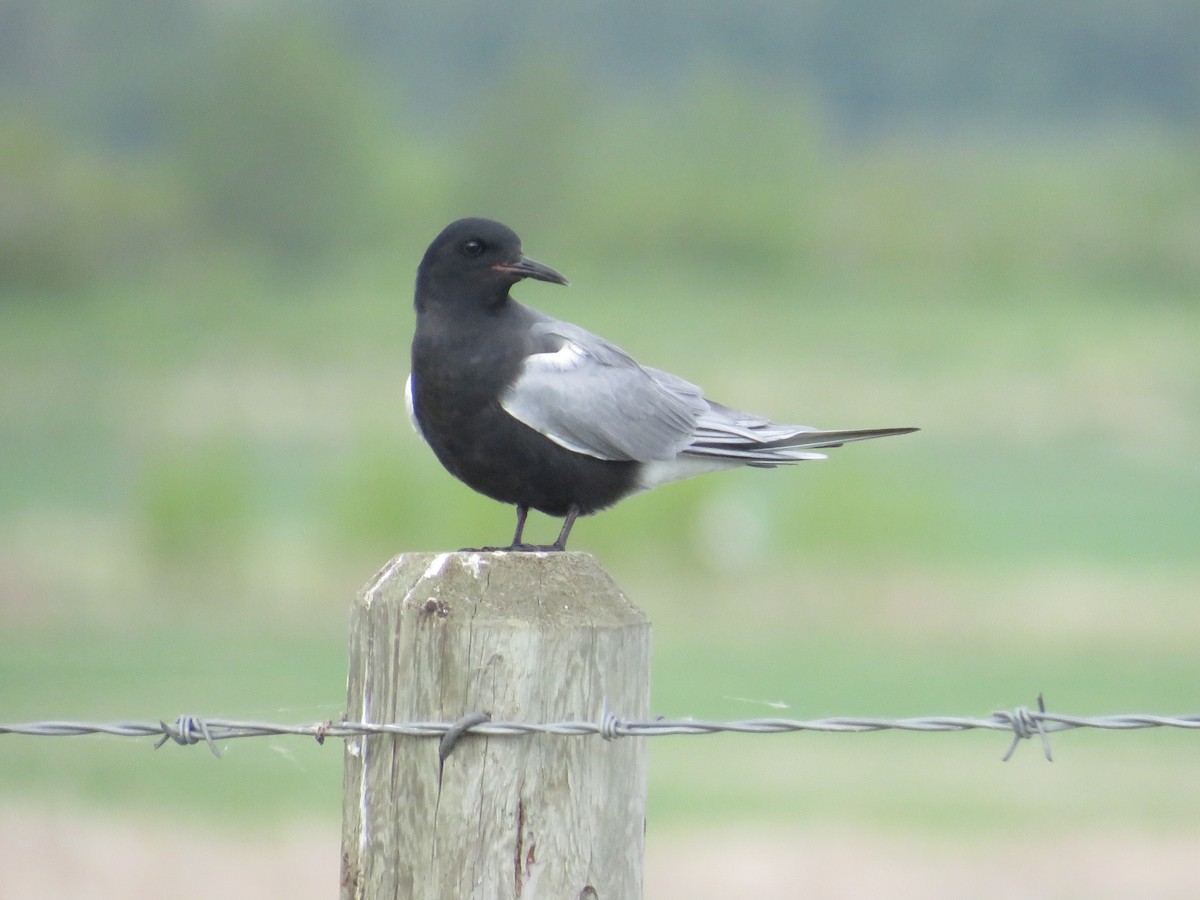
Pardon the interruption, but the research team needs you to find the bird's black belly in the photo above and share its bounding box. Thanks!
[422,399,639,517]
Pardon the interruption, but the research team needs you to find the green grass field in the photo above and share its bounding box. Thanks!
[4,9,1200,892]
[2,261,1197,843]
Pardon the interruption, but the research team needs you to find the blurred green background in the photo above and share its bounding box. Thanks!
[2,1,1199,895]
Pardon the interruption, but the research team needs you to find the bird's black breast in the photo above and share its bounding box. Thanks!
[410,303,639,517]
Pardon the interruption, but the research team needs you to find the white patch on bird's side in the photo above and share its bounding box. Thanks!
[636,456,743,491]
[636,448,827,491]
[404,373,425,441]
[525,340,587,372]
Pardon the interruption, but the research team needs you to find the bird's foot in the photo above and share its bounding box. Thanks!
[459,542,565,553]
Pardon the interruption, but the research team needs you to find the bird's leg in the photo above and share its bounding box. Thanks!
[460,505,529,552]
[509,504,529,547]
[497,504,579,552]
[551,505,580,551]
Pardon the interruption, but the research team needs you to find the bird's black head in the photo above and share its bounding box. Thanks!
[415,218,568,312]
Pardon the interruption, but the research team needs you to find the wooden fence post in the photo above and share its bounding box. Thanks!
[340,551,651,899]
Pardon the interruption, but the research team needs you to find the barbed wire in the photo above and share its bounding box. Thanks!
[3,697,1200,762]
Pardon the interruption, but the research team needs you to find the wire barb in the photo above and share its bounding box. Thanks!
[996,694,1053,762]
[598,697,622,741]
[438,712,493,764]
[154,715,221,758]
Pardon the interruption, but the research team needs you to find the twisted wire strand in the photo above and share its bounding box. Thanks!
[4,703,1200,761]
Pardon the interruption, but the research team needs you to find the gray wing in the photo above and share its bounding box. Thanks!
[500,320,707,462]
[501,318,917,466]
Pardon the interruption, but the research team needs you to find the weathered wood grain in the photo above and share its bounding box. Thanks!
[341,551,651,899]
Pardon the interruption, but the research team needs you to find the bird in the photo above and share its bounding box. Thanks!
[407,217,917,552]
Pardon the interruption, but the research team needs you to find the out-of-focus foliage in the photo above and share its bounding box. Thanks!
[2,1,1199,838]
[0,110,184,290]
[2,2,1199,289]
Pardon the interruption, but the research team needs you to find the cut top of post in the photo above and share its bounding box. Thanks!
[358,550,650,629]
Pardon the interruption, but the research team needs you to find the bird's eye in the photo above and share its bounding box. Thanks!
[461,239,485,257]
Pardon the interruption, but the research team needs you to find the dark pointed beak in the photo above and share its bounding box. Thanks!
[492,255,569,286]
